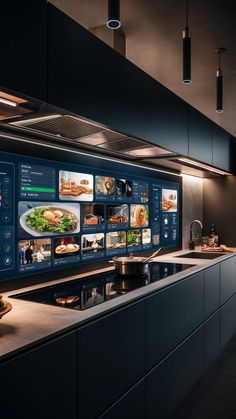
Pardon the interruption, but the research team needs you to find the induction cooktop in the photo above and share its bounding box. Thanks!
[11,262,194,311]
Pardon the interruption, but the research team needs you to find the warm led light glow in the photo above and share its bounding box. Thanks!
[0,97,18,107]
[181,173,203,182]
[178,157,231,176]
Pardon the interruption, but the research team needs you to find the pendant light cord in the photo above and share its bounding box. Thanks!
[186,0,189,27]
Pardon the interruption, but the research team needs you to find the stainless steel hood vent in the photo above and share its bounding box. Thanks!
[11,114,104,140]
[9,114,176,158]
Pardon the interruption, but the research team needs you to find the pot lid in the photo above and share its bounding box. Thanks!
[113,255,147,263]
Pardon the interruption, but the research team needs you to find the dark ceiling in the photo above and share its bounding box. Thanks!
[50,0,236,137]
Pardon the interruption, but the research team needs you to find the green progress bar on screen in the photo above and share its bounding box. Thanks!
[21,187,56,193]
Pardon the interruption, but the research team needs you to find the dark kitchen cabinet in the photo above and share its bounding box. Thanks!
[204,311,220,369]
[147,271,204,369]
[204,264,220,319]
[0,0,47,101]
[219,255,236,305]
[213,125,230,171]
[47,5,188,155]
[0,332,77,419]
[146,326,204,419]
[188,107,213,165]
[77,301,146,419]
[220,294,236,349]
[100,380,146,419]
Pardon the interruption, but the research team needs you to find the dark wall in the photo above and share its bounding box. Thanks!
[203,176,236,246]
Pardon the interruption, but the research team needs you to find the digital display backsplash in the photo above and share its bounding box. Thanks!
[0,151,180,281]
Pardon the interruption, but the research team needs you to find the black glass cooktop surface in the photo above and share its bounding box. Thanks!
[11,262,194,311]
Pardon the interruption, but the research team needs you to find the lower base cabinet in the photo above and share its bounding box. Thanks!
[77,301,146,419]
[0,332,77,419]
[204,311,220,369]
[99,380,146,419]
[220,294,236,349]
[146,327,204,419]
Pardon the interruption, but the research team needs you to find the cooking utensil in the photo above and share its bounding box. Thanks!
[55,295,80,306]
[111,247,163,276]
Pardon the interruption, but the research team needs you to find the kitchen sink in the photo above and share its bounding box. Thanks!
[175,252,226,260]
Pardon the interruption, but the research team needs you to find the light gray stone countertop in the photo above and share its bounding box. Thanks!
[1,249,235,361]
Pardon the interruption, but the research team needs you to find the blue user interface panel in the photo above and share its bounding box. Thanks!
[0,151,180,281]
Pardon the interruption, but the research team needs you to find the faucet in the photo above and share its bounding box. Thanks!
[189,219,203,250]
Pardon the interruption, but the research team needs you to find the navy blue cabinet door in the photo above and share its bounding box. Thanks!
[77,301,146,419]
[147,272,204,369]
[146,326,204,419]
[213,125,230,171]
[100,380,146,419]
[204,311,220,369]
[204,264,220,319]
[0,332,77,419]
[188,107,213,165]
[0,0,47,101]
[47,5,188,155]
[220,255,236,305]
[220,294,236,349]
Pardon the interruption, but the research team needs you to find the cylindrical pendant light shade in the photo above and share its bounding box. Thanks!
[107,0,121,29]
[216,69,223,113]
[183,27,192,83]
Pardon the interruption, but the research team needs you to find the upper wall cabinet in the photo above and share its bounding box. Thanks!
[188,107,213,165]
[0,0,47,101]
[47,5,188,155]
[212,125,230,172]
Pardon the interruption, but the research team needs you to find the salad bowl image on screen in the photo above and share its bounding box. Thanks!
[18,202,80,237]
[162,189,177,212]
[59,170,93,201]
[130,205,149,228]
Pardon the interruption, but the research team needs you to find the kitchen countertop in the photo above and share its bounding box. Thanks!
[1,248,235,361]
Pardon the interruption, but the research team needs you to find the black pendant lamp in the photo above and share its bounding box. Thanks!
[107,0,121,29]
[183,0,192,83]
[215,47,226,113]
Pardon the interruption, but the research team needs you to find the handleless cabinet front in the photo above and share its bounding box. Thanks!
[188,107,213,165]
[47,5,188,155]
[204,264,220,319]
[220,256,236,305]
[0,0,47,101]
[0,332,77,419]
[100,380,146,419]
[147,272,204,369]
[213,125,230,171]
[77,301,146,419]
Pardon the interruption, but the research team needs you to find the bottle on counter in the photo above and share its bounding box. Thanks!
[208,224,219,247]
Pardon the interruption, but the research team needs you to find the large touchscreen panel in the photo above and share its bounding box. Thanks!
[0,151,180,281]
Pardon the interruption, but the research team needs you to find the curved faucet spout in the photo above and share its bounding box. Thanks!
[189,219,203,249]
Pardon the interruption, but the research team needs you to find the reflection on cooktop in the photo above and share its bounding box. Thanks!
[10,262,194,311]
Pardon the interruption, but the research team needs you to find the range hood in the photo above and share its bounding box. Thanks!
[0,96,231,178]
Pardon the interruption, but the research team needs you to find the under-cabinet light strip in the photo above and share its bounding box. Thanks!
[0,131,182,177]
[177,157,231,176]
[0,97,18,107]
